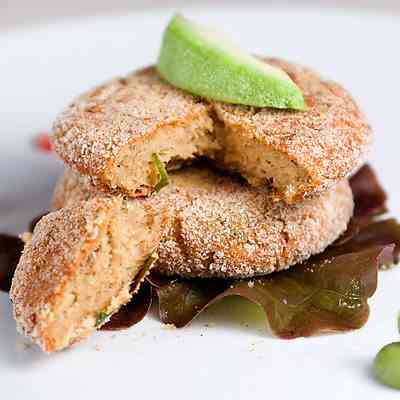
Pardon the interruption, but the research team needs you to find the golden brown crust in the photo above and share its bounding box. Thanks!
[10,195,167,352]
[157,169,353,278]
[11,198,117,351]
[52,59,370,203]
[52,169,97,209]
[54,166,354,278]
[213,58,371,201]
[52,67,210,178]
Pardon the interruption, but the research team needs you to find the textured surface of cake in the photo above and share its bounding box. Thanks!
[10,195,167,352]
[53,58,371,203]
[53,166,354,278]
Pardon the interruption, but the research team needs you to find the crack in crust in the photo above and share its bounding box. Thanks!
[53,166,354,279]
[52,58,371,203]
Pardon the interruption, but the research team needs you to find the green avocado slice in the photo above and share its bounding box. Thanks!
[157,13,305,110]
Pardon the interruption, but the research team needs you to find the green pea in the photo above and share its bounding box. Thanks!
[397,311,400,333]
[374,342,400,390]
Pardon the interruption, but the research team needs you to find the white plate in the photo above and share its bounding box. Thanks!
[1,7,399,399]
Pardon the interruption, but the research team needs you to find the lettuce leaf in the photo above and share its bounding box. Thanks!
[349,164,387,217]
[0,234,24,292]
[101,284,152,331]
[100,253,157,330]
[149,244,392,338]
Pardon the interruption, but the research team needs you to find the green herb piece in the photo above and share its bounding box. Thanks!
[144,253,159,270]
[374,342,400,390]
[95,311,109,327]
[398,311,400,334]
[349,164,387,217]
[151,153,169,192]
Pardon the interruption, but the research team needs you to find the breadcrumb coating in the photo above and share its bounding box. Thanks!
[52,58,370,202]
[53,166,354,278]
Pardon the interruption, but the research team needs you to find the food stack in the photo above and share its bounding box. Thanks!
[10,15,372,352]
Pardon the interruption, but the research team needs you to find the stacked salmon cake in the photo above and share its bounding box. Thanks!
[10,58,371,352]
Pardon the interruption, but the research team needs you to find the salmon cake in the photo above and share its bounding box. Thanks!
[10,195,167,352]
[52,58,370,203]
[53,165,354,279]
[12,164,352,352]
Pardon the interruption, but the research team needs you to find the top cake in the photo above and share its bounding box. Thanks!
[52,58,371,203]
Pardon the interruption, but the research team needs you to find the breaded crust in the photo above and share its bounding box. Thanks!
[54,166,354,278]
[52,58,371,203]
[53,67,216,197]
[10,195,167,352]
[213,58,371,201]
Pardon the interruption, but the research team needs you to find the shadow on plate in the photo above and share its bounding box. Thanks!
[0,295,49,368]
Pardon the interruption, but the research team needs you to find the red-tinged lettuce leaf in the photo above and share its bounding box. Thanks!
[0,213,48,293]
[215,248,390,338]
[349,164,387,217]
[332,216,373,247]
[100,254,157,330]
[0,234,24,293]
[332,219,400,265]
[334,163,389,247]
[29,213,48,233]
[101,283,152,331]
[148,274,231,327]
[149,244,393,338]
[146,272,178,289]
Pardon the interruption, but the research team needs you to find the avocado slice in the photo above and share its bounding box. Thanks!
[157,14,305,110]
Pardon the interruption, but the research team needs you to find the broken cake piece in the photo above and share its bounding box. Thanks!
[52,58,371,203]
[10,196,167,352]
[53,165,354,278]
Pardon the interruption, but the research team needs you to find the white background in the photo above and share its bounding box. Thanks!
[0,5,400,400]
[1,0,400,31]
